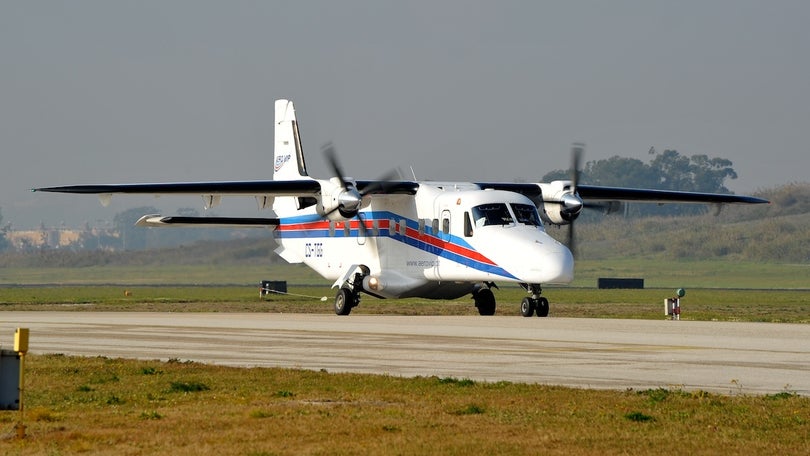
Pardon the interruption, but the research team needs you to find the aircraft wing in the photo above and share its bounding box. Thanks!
[32,180,322,196]
[135,215,280,228]
[33,179,420,196]
[476,182,768,205]
[575,185,769,204]
[355,180,420,195]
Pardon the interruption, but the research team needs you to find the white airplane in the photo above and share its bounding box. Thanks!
[34,99,768,316]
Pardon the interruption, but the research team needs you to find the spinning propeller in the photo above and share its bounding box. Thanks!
[322,142,364,219]
[565,143,585,254]
[321,142,399,235]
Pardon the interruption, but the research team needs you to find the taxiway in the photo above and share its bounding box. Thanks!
[1,312,807,395]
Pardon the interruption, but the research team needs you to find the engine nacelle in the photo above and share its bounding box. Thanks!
[318,177,365,221]
[537,180,583,226]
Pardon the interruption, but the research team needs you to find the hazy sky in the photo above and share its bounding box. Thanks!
[2,1,808,228]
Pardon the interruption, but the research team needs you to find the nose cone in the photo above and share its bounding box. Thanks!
[474,228,575,284]
[520,234,575,284]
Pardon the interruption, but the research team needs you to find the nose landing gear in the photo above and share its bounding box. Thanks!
[520,284,549,317]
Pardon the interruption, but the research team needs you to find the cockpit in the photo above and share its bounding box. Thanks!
[469,202,544,231]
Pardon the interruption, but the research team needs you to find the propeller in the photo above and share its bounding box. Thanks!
[566,143,585,254]
[322,142,363,218]
[320,142,399,235]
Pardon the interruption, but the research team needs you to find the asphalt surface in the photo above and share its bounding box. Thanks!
[1,312,808,395]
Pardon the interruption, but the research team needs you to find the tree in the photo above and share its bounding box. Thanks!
[541,150,739,217]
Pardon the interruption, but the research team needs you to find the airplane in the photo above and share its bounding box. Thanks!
[34,99,768,317]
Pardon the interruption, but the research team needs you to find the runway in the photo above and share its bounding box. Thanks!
[1,312,808,395]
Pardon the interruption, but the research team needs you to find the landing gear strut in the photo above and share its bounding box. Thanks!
[334,272,363,315]
[520,284,549,317]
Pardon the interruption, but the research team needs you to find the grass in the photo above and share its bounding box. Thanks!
[0,259,806,453]
[0,355,807,455]
[1,259,808,289]
[1,285,808,322]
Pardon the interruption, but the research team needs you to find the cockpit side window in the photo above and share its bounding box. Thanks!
[511,203,543,227]
[471,203,514,227]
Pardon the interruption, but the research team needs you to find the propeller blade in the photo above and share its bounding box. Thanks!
[570,142,584,191]
[356,212,369,237]
[322,142,349,189]
[567,143,585,257]
[359,169,400,196]
[567,221,576,258]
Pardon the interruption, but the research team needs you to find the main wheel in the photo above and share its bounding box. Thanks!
[535,297,549,317]
[475,288,496,316]
[334,288,354,316]
[520,297,535,317]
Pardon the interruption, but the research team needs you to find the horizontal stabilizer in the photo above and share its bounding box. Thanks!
[135,214,280,228]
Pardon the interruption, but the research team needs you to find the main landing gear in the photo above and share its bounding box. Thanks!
[473,286,497,316]
[334,271,363,316]
[334,287,360,315]
[473,283,550,317]
[519,284,549,318]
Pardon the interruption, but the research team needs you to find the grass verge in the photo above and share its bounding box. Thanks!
[0,355,807,455]
[2,286,808,323]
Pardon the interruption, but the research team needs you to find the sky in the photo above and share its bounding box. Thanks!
[2,1,808,228]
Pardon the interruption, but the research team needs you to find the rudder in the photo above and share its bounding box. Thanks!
[273,99,309,180]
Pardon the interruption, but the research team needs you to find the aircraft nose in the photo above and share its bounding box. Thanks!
[524,236,574,284]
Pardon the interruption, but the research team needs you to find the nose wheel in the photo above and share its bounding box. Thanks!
[520,284,549,317]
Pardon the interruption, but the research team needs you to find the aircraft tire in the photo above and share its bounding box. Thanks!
[475,288,496,316]
[535,297,549,317]
[520,297,535,317]
[334,288,354,316]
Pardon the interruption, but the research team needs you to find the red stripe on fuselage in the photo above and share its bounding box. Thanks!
[276,218,494,266]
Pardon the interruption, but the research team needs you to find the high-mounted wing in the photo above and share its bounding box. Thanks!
[32,180,322,196]
[575,185,769,204]
[135,215,280,228]
[355,180,420,195]
[33,179,421,197]
[475,182,769,205]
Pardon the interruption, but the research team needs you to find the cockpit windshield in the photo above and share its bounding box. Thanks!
[511,203,543,227]
[472,203,514,227]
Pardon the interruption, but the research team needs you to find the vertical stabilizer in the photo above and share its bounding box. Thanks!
[273,99,309,180]
[273,100,315,215]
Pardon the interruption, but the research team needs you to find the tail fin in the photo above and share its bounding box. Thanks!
[273,100,316,215]
[273,99,309,180]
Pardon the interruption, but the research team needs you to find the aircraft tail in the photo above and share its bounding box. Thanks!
[272,99,316,215]
[273,99,310,180]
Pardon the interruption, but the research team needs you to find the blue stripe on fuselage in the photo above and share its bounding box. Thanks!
[275,211,517,279]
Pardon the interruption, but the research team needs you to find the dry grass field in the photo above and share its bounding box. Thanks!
[0,355,807,455]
